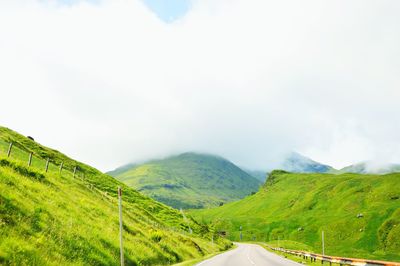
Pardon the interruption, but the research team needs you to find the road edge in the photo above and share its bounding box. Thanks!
[173,244,238,266]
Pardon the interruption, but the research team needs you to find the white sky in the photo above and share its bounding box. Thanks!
[0,0,399,172]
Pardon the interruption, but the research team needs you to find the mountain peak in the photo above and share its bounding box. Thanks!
[280,152,334,173]
[109,152,261,209]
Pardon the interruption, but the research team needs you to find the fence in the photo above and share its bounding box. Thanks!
[0,138,198,265]
[0,139,133,262]
[269,246,400,266]
[0,140,79,176]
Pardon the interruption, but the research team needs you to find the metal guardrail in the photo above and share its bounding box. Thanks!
[269,246,400,266]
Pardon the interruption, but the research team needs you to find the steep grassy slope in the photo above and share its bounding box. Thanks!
[191,170,400,261]
[0,126,231,265]
[109,153,261,209]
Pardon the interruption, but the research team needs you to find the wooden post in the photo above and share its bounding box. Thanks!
[59,162,63,174]
[7,142,13,157]
[118,187,124,266]
[28,152,33,167]
[45,158,49,172]
[73,166,77,178]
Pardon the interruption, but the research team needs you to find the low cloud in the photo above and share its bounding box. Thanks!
[0,0,399,171]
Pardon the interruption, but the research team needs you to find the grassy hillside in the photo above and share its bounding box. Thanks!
[0,126,231,265]
[109,153,261,209]
[191,170,400,262]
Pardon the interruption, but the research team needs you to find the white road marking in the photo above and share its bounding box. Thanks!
[246,246,256,265]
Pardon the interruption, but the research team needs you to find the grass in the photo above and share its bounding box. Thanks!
[190,170,400,262]
[0,126,232,265]
[109,152,261,209]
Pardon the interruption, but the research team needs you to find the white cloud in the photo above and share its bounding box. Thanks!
[0,0,399,171]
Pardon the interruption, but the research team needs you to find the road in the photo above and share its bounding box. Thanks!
[196,243,302,266]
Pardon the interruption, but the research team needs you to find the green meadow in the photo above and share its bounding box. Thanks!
[0,126,231,265]
[191,170,400,262]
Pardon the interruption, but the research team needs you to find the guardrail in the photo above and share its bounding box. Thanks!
[269,246,400,266]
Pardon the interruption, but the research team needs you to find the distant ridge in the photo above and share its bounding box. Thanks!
[337,161,400,174]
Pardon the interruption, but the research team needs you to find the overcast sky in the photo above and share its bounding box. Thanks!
[0,0,399,172]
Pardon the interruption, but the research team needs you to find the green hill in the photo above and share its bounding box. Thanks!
[0,126,231,265]
[191,170,400,262]
[109,153,261,209]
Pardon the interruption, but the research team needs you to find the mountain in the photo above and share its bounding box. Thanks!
[191,170,400,262]
[280,152,335,173]
[242,153,334,181]
[0,126,231,265]
[244,169,268,182]
[337,162,400,174]
[108,153,262,209]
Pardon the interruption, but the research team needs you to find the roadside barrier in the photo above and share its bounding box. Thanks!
[269,246,400,266]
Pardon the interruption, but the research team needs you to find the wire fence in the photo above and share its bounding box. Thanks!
[0,138,198,237]
[0,140,79,177]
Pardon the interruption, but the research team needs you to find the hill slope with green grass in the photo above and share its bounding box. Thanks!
[109,153,261,209]
[0,126,231,265]
[190,170,400,262]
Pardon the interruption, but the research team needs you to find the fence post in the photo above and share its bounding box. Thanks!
[7,142,13,157]
[28,152,33,167]
[73,166,77,178]
[45,158,49,172]
[59,162,63,174]
[118,187,124,266]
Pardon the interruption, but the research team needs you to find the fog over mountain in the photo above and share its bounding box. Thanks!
[0,0,399,172]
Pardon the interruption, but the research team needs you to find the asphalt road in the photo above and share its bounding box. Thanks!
[196,243,302,266]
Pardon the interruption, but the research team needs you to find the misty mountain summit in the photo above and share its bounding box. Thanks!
[108,152,261,209]
[280,152,334,173]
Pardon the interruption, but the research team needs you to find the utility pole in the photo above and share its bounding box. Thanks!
[118,187,124,266]
[322,231,325,255]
